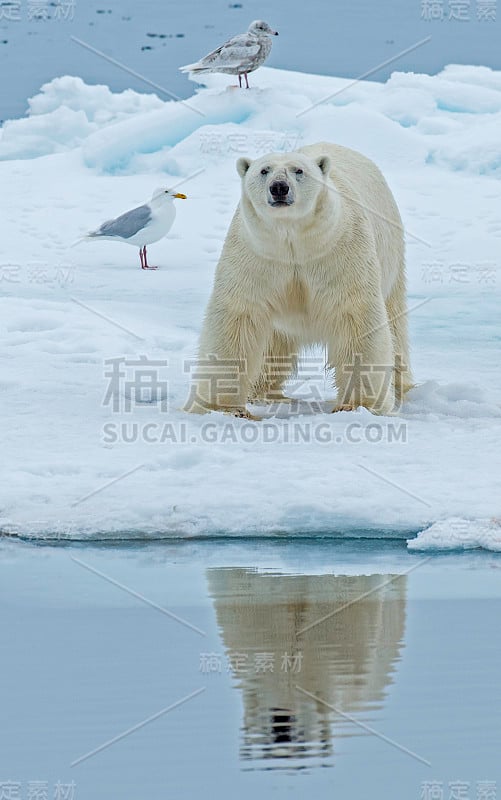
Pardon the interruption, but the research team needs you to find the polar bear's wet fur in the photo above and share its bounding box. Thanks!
[186,142,413,417]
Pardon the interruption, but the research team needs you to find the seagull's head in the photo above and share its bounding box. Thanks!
[151,187,187,204]
[248,20,279,37]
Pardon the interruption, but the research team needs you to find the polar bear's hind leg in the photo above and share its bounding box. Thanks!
[385,270,414,405]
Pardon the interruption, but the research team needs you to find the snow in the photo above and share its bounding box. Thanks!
[0,64,500,549]
[408,518,501,552]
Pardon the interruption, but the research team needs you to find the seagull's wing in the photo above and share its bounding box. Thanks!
[204,33,261,67]
[181,33,260,72]
[91,204,152,239]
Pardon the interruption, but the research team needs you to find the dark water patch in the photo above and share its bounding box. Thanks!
[1,0,500,121]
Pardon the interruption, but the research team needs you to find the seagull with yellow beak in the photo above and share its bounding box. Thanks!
[83,187,187,270]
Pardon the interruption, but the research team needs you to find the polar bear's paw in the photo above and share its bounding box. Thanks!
[332,401,398,416]
[223,407,262,421]
[331,403,358,413]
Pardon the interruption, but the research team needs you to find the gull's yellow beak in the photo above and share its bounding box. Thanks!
[174,193,187,199]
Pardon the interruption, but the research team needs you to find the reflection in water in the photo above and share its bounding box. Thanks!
[207,569,407,770]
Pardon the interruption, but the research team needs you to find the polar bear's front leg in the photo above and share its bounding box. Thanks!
[185,308,269,416]
[330,301,396,416]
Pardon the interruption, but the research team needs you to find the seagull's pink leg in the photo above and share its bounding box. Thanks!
[244,73,250,89]
[238,74,242,88]
[142,245,158,271]
[139,247,145,269]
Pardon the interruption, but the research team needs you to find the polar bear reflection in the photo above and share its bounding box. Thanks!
[207,569,406,769]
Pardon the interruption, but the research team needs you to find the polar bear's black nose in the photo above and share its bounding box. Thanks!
[270,180,290,199]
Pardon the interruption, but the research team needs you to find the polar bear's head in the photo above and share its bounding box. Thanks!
[236,151,332,223]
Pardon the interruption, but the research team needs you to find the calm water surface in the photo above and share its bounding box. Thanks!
[1,0,500,121]
[1,538,500,798]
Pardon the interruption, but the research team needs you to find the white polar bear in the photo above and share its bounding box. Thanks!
[185,142,413,417]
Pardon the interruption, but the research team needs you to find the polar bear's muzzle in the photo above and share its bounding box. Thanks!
[268,180,294,207]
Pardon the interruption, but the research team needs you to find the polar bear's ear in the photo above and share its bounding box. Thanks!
[237,157,252,178]
[316,155,331,175]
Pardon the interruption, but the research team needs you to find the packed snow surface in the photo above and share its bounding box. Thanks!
[1,66,500,550]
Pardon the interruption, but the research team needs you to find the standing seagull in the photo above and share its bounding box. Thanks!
[180,20,278,89]
[82,187,187,270]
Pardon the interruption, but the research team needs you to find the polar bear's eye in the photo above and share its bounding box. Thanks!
[295,168,304,175]
[260,168,269,176]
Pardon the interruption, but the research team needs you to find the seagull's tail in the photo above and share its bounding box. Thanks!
[179,62,211,74]
[71,233,96,247]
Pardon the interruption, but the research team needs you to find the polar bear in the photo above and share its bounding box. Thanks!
[185,142,413,417]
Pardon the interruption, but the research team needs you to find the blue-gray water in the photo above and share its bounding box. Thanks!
[1,539,500,799]
[1,0,500,122]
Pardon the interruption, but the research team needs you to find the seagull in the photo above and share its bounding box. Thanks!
[82,187,187,270]
[179,20,278,89]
